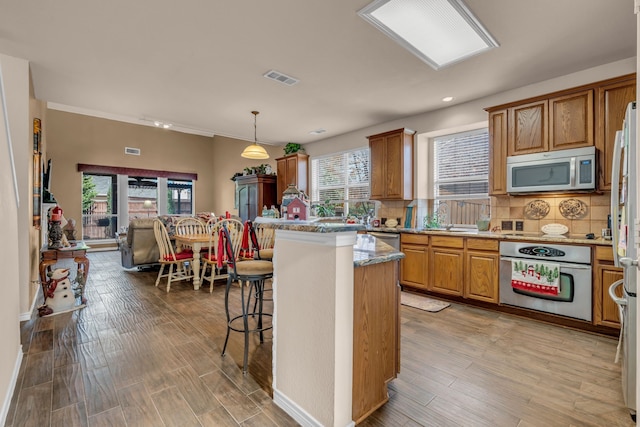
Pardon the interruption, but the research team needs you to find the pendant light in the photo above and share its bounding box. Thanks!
[241,111,269,159]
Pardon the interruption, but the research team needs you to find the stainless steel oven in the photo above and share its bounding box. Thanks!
[499,241,592,321]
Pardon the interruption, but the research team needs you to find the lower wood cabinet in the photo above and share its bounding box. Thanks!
[465,238,500,303]
[400,234,429,290]
[400,234,499,303]
[594,246,623,328]
[353,260,400,423]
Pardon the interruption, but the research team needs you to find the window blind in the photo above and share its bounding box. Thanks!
[312,148,370,210]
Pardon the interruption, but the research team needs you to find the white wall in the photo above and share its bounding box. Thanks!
[0,53,28,425]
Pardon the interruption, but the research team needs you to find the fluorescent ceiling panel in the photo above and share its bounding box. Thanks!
[358,0,498,70]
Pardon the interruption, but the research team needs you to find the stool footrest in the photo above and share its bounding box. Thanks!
[227,313,273,334]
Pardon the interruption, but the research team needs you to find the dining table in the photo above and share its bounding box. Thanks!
[174,233,211,290]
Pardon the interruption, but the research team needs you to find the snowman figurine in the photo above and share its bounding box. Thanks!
[44,268,77,313]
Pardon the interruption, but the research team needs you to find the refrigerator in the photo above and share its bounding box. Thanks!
[610,101,637,419]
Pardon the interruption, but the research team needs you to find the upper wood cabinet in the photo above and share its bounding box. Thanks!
[549,90,594,151]
[487,73,635,193]
[276,153,308,205]
[596,75,636,190]
[508,99,548,156]
[488,109,508,195]
[368,128,415,200]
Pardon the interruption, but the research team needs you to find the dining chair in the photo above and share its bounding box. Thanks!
[204,217,218,234]
[153,219,194,292]
[251,223,274,261]
[175,217,206,236]
[219,224,273,374]
[200,218,244,291]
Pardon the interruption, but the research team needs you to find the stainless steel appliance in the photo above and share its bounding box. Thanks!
[506,146,596,194]
[499,241,592,321]
[609,101,636,419]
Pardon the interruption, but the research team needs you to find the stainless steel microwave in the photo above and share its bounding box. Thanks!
[506,146,596,194]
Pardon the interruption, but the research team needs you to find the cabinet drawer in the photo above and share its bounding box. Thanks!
[467,238,499,251]
[431,236,464,249]
[401,234,429,245]
[595,245,615,262]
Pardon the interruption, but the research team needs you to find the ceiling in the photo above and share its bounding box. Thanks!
[0,0,635,146]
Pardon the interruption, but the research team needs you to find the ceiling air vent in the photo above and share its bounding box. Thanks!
[125,147,141,156]
[263,70,299,86]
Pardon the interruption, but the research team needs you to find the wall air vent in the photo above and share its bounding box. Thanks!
[125,147,141,156]
[263,70,299,86]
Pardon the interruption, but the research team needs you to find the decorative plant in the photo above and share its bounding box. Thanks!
[284,143,302,155]
[313,199,336,217]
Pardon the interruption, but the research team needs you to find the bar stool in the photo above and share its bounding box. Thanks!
[246,221,274,315]
[219,224,273,374]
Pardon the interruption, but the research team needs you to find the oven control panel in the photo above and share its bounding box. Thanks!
[518,246,566,257]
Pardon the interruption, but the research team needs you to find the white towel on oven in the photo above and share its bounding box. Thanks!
[511,259,560,295]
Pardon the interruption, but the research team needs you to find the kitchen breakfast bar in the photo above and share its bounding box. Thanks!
[256,219,404,427]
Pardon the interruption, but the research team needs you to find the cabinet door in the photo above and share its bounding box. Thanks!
[385,133,404,199]
[276,159,288,205]
[597,77,636,190]
[429,247,464,296]
[595,263,623,328]
[369,136,386,199]
[508,100,548,156]
[465,250,499,303]
[488,109,508,195]
[549,90,594,151]
[400,244,428,290]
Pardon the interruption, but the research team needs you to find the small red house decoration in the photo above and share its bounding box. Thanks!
[285,197,310,220]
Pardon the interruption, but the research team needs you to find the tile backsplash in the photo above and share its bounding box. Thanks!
[491,193,610,235]
[376,192,610,235]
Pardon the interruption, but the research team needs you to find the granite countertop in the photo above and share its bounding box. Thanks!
[366,226,613,246]
[254,218,403,265]
[353,234,405,267]
[255,218,366,233]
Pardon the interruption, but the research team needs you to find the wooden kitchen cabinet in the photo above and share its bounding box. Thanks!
[276,152,308,204]
[235,174,277,222]
[488,109,508,195]
[508,99,548,156]
[593,245,623,328]
[596,74,636,190]
[429,236,464,296]
[465,238,499,303]
[353,260,400,423]
[400,234,428,290]
[368,128,415,200]
[549,90,594,151]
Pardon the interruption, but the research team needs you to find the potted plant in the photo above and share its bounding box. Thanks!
[284,143,304,155]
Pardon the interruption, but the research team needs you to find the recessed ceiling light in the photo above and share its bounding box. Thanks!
[153,120,172,129]
[442,96,454,102]
[309,128,326,135]
[358,0,498,70]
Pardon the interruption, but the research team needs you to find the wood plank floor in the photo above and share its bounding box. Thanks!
[6,250,635,427]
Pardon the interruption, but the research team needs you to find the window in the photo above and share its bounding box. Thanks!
[433,128,489,225]
[311,148,370,216]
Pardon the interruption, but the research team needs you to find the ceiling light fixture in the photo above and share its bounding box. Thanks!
[241,111,270,160]
[153,120,172,129]
[309,128,326,135]
[358,0,498,70]
[442,96,454,102]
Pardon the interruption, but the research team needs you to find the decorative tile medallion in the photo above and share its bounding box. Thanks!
[524,199,550,219]
[559,198,588,219]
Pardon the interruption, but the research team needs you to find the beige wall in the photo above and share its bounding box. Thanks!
[0,53,27,425]
[46,110,284,227]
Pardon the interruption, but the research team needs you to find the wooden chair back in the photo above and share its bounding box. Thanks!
[175,217,205,236]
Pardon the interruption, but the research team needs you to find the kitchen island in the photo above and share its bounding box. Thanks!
[256,219,404,426]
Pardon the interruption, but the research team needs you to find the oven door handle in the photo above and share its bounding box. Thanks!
[500,257,592,270]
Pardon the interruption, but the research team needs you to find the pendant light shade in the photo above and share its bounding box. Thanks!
[241,111,269,160]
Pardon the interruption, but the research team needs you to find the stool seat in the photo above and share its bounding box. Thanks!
[236,260,273,276]
[254,248,274,261]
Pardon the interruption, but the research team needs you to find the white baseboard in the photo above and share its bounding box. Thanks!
[0,346,23,426]
[19,285,40,321]
[273,388,356,427]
